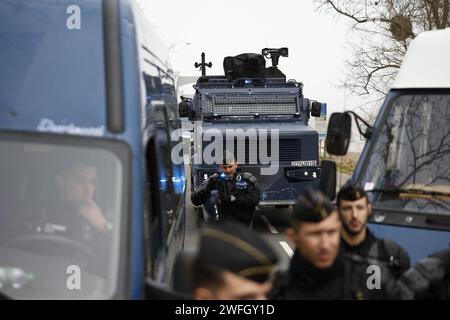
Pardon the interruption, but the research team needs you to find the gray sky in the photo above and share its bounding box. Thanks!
[137,0,364,116]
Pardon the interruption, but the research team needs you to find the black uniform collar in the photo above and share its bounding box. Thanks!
[342,228,378,256]
[289,243,346,286]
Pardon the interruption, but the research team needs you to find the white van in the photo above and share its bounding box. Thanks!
[325,28,450,264]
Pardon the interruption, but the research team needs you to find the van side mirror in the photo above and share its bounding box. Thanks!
[320,160,336,201]
[310,101,322,117]
[178,96,193,118]
[325,112,351,156]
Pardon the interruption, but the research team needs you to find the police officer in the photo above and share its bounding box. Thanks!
[337,181,410,278]
[397,249,450,299]
[270,188,450,300]
[191,151,260,226]
[192,221,279,300]
[269,188,399,300]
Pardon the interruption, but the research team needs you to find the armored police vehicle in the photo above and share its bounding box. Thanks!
[325,28,450,264]
[180,48,324,208]
[0,0,185,299]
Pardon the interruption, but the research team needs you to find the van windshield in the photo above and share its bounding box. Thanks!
[360,93,450,216]
[0,136,127,299]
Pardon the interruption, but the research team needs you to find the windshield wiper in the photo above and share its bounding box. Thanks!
[367,187,450,198]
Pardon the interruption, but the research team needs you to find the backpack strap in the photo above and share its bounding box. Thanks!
[367,239,397,263]
[371,239,411,278]
[378,239,398,264]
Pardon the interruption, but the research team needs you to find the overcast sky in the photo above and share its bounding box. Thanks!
[137,0,366,116]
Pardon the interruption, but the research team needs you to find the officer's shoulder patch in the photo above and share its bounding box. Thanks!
[235,180,248,190]
[242,172,257,184]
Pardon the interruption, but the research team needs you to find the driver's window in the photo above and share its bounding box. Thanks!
[0,139,124,299]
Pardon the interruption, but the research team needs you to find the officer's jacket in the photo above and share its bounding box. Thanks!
[269,249,398,300]
[191,171,260,224]
[343,228,411,279]
[270,248,450,300]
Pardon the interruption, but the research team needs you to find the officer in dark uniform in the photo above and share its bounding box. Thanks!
[191,221,279,300]
[337,181,410,278]
[269,188,400,300]
[191,151,260,225]
[396,249,450,299]
[269,188,450,300]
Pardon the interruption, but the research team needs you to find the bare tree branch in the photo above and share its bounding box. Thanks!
[315,0,450,116]
[323,0,391,23]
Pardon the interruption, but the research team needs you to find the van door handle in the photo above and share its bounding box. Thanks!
[426,216,450,226]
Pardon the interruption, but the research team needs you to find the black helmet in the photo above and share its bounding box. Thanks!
[292,188,336,223]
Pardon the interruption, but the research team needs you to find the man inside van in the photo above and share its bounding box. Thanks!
[17,160,114,252]
[10,160,113,273]
[40,161,112,238]
[337,181,410,278]
[191,151,260,226]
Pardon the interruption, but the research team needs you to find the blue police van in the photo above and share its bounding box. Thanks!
[0,0,185,299]
[325,28,450,264]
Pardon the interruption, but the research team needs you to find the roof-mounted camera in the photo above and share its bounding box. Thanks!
[262,47,288,68]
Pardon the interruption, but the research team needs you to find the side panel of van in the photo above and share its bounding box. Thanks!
[129,0,186,292]
[0,0,185,299]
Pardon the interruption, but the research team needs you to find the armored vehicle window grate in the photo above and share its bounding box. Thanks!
[202,138,301,164]
[203,95,298,115]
